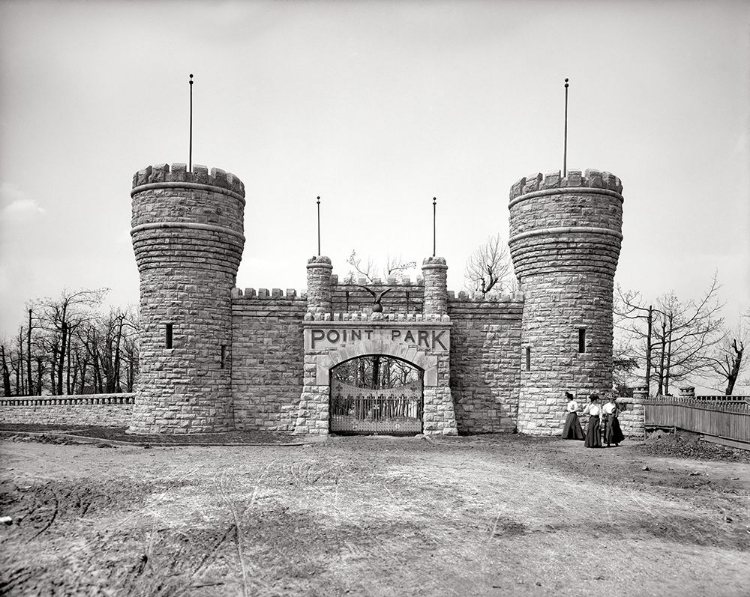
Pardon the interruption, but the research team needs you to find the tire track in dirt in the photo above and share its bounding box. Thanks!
[105,459,253,597]
[214,464,274,596]
[191,522,237,576]
[115,462,213,597]
[0,566,35,595]
[17,484,60,541]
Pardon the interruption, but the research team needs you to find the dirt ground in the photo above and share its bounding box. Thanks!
[0,429,748,597]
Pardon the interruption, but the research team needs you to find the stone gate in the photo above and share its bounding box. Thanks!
[293,314,455,435]
[126,163,630,438]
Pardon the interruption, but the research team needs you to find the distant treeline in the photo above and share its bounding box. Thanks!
[0,289,139,397]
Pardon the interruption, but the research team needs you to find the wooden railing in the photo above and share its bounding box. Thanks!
[644,397,750,444]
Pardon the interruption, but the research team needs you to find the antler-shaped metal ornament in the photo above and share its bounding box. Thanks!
[355,285,392,312]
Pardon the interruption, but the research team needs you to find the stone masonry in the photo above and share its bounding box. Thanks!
[294,309,457,436]
[448,296,524,433]
[129,163,245,434]
[508,169,624,435]
[0,394,134,427]
[422,256,449,315]
[117,162,637,438]
[230,288,306,432]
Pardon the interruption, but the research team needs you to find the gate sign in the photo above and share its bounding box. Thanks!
[305,325,450,352]
[302,320,451,387]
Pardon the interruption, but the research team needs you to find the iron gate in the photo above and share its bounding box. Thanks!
[330,381,423,435]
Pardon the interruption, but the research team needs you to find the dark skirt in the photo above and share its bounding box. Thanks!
[585,416,602,448]
[604,414,625,446]
[562,412,584,440]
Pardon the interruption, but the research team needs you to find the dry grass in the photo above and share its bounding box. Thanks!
[1,434,748,596]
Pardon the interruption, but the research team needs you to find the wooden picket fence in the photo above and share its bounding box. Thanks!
[644,397,750,444]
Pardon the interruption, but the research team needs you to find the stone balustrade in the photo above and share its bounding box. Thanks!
[0,393,135,427]
[0,393,135,407]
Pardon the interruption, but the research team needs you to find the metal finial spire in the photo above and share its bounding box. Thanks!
[563,77,569,177]
[189,74,194,173]
[316,196,321,256]
[432,197,437,257]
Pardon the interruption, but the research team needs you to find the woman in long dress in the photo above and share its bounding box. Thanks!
[562,391,584,440]
[602,396,625,447]
[582,394,602,448]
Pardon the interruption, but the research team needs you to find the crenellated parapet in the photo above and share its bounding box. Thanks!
[232,288,306,300]
[449,291,524,302]
[508,168,624,282]
[303,311,451,322]
[509,169,622,202]
[131,163,246,276]
[132,163,245,199]
[334,276,424,287]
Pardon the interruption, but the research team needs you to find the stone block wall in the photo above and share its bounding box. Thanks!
[423,386,457,435]
[0,394,134,427]
[448,296,524,433]
[615,397,645,439]
[422,257,448,315]
[306,256,333,314]
[509,169,624,436]
[230,289,306,431]
[129,163,245,434]
[618,387,647,439]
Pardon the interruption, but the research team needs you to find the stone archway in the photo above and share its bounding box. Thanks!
[293,315,457,436]
[330,355,423,435]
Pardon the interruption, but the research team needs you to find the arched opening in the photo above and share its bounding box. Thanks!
[330,355,423,435]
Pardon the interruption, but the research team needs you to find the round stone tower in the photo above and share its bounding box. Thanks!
[508,169,623,435]
[129,163,246,434]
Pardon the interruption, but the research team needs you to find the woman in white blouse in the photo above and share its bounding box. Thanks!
[562,391,584,440]
[602,396,625,447]
[582,394,603,448]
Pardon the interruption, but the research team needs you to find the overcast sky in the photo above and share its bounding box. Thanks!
[1,0,748,387]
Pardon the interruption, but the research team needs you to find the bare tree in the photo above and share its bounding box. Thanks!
[26,308,33,395]
[0,342,11,397]
[16,326,26,395]
[384,255,417,280]
[705,312,748,395]
[464,234,514,296]
[653,281,724,394]
[615,275,724,395]
[120,312,140,393]
[332,355,421,389]
[615,286,654,393]
[93,306,137,393]
[34,288,108,395]
[2,291,141,397]
[344,250,416,284]
[612,338,639,396]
